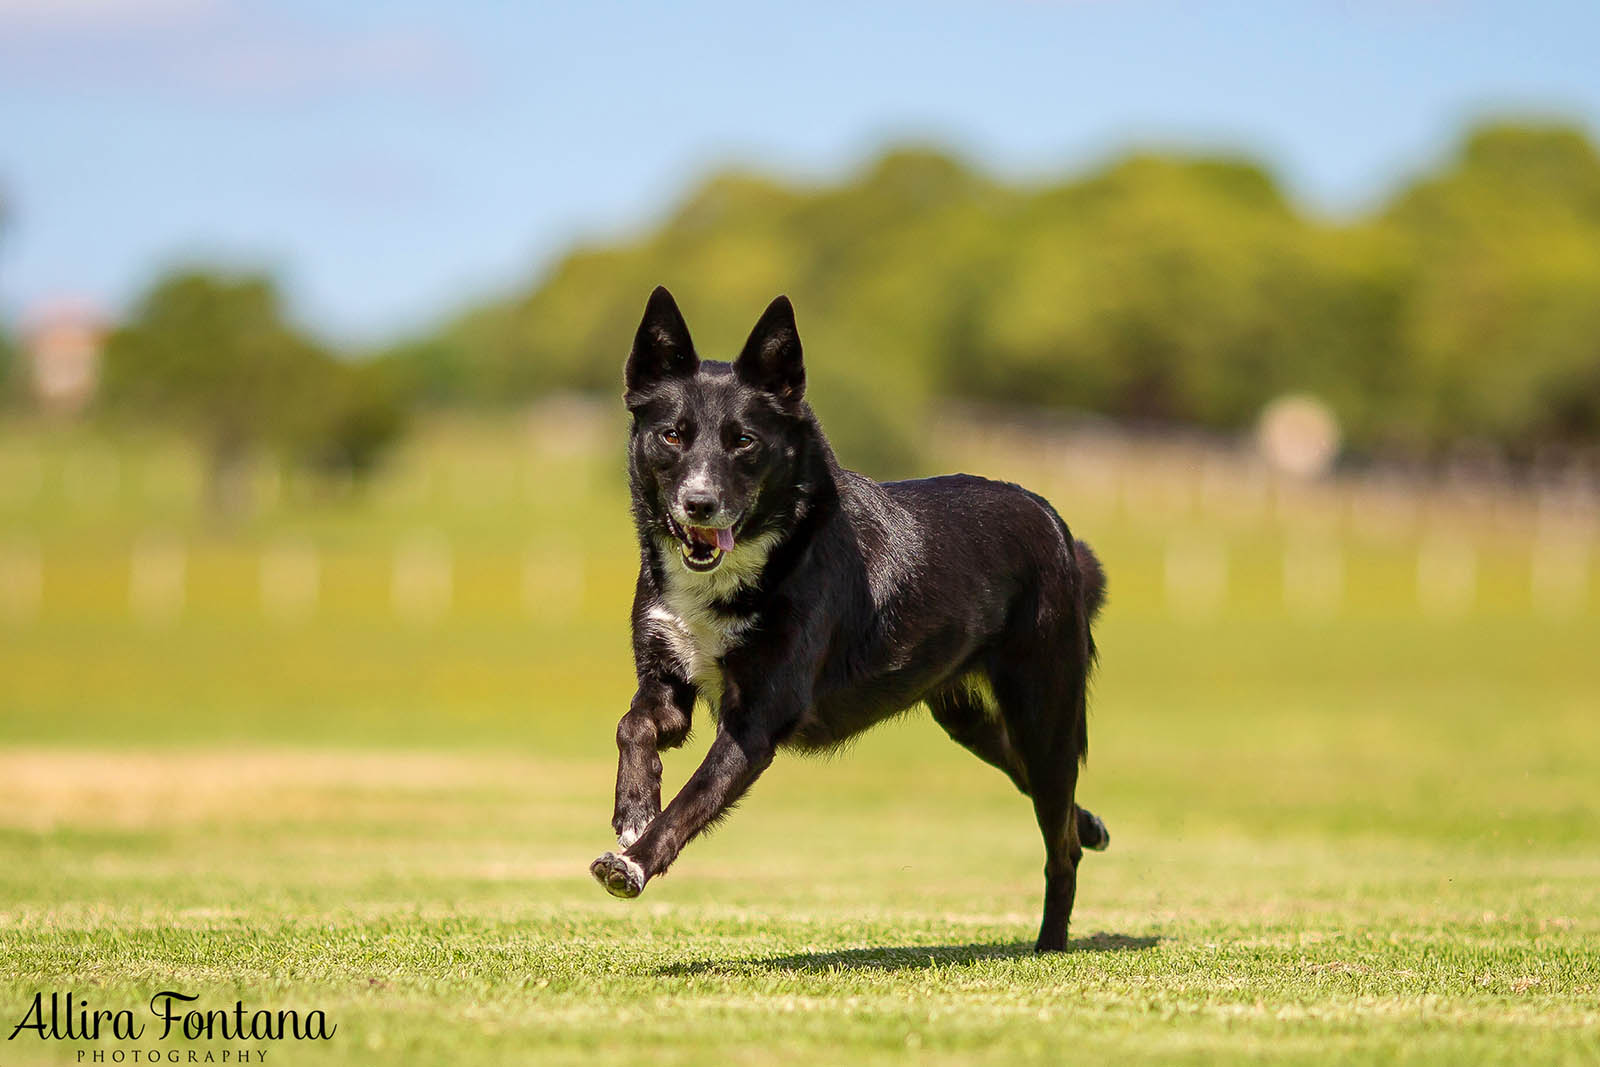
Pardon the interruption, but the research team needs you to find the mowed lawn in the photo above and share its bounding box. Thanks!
[4,616,1597,1066]
[2,419,1598,1064]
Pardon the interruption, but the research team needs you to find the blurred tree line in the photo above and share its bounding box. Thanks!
[0,327,17,409]
[388,120,1600,474]
[29,119,1600,496]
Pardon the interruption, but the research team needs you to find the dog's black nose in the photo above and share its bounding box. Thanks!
[682,494,718,522]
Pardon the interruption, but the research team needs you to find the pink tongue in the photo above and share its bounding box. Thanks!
[715,527,736,553]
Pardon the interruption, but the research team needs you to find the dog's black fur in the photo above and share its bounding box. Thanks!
[591,287,1109,952]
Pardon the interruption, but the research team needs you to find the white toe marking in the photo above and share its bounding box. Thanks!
[615,853,645,885]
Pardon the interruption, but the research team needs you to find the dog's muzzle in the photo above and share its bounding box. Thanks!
[668,515,738,572]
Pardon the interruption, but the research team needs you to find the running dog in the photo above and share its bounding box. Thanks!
[591,287,1109,951]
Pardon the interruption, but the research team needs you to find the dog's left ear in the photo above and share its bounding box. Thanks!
[735,295,804,406]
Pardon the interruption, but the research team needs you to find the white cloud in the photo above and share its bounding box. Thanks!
[0,0,219,27]
[0,4,475,101]
[183,28,473,97]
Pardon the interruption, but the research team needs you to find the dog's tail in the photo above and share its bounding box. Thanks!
[1074,539,1106,621]
[1072,539,1110,851]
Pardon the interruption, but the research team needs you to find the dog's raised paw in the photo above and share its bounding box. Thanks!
[590,851,645,899]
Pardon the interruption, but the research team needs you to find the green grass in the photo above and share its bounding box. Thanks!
[2,719,1597,1066]
[1,416,1598,1064]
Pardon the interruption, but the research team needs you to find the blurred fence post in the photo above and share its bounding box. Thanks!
[0,542,43,625]
[1530,526,1591,620]
[62,446,120,513]
[523,545,585,621]
[1165,534,1228,620]
[1283,535,1343,620]
[1416,532,1476,619]
[1531,490,1595,619]
[392,532,453,624]
[261,538,321,623]
[0,444,44,509]
[130,535,186,625]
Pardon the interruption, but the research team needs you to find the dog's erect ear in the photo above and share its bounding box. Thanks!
[734,295,804,406]
[625,286,698,396]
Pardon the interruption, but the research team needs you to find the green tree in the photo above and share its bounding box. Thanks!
[391,121,1600,464]
[287,356,409,482]
[101,270,404,512]
[0,327,18,410]
[1383,123,1600,454]
[0,187,15,411]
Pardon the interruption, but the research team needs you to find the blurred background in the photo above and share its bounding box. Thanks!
[0,1,1596,775]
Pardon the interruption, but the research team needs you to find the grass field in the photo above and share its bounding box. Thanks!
[2,415,1598,1064]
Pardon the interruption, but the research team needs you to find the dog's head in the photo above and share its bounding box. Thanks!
[624,286,808,574]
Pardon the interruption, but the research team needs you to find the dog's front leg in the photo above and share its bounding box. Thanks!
[594,611,816,899]
[611,677,694,849]
[591,713,785,899]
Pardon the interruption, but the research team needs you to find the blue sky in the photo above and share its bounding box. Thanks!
[2,0,1599,343]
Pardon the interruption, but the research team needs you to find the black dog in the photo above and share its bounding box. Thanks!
[591,287,1109,952]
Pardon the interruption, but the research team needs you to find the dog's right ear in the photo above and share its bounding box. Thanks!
[625,286,698,398]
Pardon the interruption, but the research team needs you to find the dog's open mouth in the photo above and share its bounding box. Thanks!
[672,521,737,572]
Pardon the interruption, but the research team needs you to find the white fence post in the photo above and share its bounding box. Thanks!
[392,533,453,624]
[1416,533,1477,619]
[1530,532,1590,620]
[0,542,42,624]
[130,535,186,625]
[1283,535,1343,620]
[261,539,321,623]
[1165,535,1228,620]
[523,545,584,620]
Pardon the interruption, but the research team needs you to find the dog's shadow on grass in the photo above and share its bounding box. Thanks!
[658,933,1160,976]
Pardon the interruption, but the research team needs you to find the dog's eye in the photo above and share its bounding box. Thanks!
[661,428,682,447]
[734,433,755,449]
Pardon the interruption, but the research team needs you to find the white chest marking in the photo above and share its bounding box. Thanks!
[645,603,750,708]
[646,530,780,709]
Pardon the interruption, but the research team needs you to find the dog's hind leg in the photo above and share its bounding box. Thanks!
[929,685,1030,795]
[1024,753,1083,954]
[929,685,1112,849]
[989,648,1092,953]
